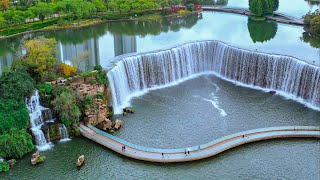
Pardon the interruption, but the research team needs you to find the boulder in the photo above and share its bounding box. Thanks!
[31,151,46,165]
[100,118,112,131]
[123,107,134,114]
[114,119,122,130]
[123,112,128,116]
[76,155,85,167]
[7,159,16,166]
[269,90,276,95]
[32,151,40,159]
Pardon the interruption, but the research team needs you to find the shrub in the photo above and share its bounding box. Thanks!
[0,162,9,172]
[0,129,34,159]
[60,63,77,76]
[0,99,29,133]
[82,95,94,109]
[0,71,35,101]
[94,65,103,71]
[96,93,104,100]
[90,79,97,85]
[96,71,107,84]
[52,91,81,127]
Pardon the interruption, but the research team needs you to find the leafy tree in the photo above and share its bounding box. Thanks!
[249,0,263,17]
[52,91,81,127]
[0,129,35,159]
[21,36,57,81]
[249,0,279,17]
[0,70,35,101]
[0,99,30,133]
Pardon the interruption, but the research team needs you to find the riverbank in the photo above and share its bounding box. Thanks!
[0,10,202,40]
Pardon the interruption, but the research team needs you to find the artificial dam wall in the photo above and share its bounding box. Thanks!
[107,41,320,114]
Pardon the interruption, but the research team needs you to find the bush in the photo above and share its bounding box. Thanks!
[0,71,35,101]
[60,63,77,76]
[0,129,35,159]
[96,71,107,84]
[90,79,97,85]
[94,65,103,71]
[52,91,81,127]
[96,93,104,100]
[0,162,9,172]
[0,99,30,133]
[82,95,94,109]
[57,19,65,27]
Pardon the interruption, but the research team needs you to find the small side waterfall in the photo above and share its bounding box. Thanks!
[107,41,320,113]
[26,91,53,151]
[59,124,70,142]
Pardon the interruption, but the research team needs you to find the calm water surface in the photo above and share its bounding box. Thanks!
[1,75,319,180]
[1,11,320,74]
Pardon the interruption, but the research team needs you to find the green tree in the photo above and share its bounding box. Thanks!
[0,99,30,133]
[52,91,81,127]
[249,0,263,17]
[0,129,34,159]
[249,0,279,17]
[0,71,35,101]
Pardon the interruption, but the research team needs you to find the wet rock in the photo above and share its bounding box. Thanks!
[7,159,16,166]
[269,90,276,95]
[76,155,85,167]
[123,111,128,116]
[31,151,46,165]
[123,107,135,114]
[114,119,122,130]
[99,118,112,131]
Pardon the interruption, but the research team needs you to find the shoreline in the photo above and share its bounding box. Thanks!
[0,10,202,40]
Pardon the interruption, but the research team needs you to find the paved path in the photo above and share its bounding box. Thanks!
[201,6,304,26]
[79,124,320,163]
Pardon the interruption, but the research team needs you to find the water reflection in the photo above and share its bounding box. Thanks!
[247,18,278,43]
[202,0,228,6]
[1,11,320,74]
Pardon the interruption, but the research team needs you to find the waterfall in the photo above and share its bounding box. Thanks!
[59,124,71,142]
[26,91,53,151]
[107,41,320,114]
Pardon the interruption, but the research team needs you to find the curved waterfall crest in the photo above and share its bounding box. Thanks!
[107,40,320,114]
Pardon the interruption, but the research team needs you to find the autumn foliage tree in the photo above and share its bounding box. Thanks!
[20,36,57,82]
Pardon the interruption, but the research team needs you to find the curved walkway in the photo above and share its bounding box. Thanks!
[201,6,304,26]
[79,124,320,163]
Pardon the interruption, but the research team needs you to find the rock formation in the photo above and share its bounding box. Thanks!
[31,151,46,165]
[114,119,122,130]
[76,155,85,167]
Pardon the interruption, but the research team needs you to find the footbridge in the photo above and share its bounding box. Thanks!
[201,6,304,26]
[79,124,320,163]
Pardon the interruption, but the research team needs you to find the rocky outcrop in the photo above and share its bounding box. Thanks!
[31,151,46,165]
[76,155,85,167]
[114,119,122,130]
[98,118,113,131]
[84,98,108,126]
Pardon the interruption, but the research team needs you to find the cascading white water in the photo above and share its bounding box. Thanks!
[26,91,53,151]
[107,41,320,114]
[59,124,70,142]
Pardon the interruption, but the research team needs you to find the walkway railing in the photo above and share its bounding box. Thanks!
[80,124,320,163]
